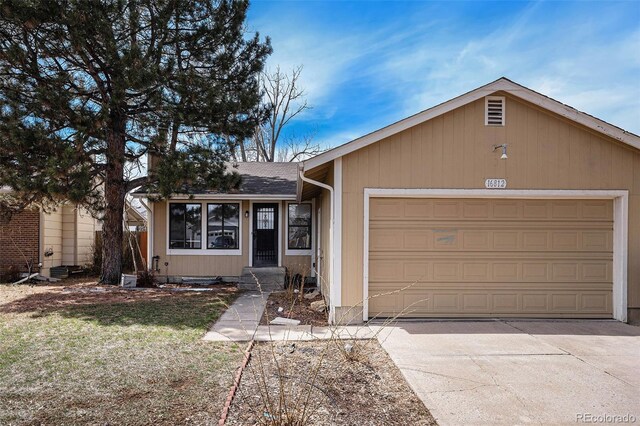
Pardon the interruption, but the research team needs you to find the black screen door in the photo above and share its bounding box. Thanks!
[253,203,278,267]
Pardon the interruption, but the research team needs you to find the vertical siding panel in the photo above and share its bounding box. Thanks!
[634,152,640,195]
[358,146,370,193]
[432,116,444,187]
[423,120,434,187]
[463,103,475,186]
[400,129,412,187]
[506,99,522,187]
[367,143,380,188]
[569,126,581,187]
[343,152,359,193]
[453,108,465,187]
[411,124,425,187]
[442,113,455,186]
[526,108,539,187]
[537,112,551,188]
[475,99,488,187]
[557,118,571,186]
[600,135,613,188]
[378,135,392,187]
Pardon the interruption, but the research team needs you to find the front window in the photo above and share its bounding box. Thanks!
[169,203,202,249]
[288,203,311,250]
[207,203,240,249]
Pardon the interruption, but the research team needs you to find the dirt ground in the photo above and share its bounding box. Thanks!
[226,340,437,425]
[260,290,328,326]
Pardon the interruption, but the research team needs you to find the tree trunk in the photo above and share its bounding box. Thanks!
[100,121,127,284]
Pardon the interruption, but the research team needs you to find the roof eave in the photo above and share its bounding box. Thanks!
[130,193,297,201]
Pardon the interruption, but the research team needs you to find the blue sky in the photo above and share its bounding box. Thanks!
[246,0,640,149]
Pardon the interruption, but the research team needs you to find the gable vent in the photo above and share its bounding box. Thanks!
[485,96,505,126]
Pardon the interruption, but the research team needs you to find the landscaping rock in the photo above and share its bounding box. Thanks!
[310,300,326,313]
[304,290,319,300]
[270,317,301,326]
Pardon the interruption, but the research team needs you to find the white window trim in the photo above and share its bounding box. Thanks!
[362,188,629,323]
[285,201,313,256]
[485,95,505,126]
[166,201,242,256]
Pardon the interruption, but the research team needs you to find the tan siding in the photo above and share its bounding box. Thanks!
[41,209,63,275]
[341,95,640,308]
[76,208,96,266]
[152,200,250,277]
[61,205,75,265]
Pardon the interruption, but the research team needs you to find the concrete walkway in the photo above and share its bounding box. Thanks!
[375,320,640,426]
[203,291,374,342]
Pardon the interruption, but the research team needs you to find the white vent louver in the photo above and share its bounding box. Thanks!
[485,96,505,126]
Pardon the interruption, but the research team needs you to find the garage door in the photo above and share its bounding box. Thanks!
[368,198,613,318]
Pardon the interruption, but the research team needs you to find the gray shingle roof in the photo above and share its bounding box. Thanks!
[230,162,299,195]
[132,162,299,196]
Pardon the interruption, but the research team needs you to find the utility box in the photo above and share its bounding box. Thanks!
[120,274,137,288]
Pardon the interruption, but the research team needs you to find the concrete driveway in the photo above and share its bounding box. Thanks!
[374,320,640,425]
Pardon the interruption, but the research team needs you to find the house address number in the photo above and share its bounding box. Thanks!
[485,178,507,189]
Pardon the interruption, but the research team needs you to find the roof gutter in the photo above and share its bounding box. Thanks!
[299,169,337,324]
[130,193,296,201]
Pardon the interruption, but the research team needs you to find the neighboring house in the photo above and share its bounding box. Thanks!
[0,199,146,280]
[136,77,640,324]
[0,204,100,279]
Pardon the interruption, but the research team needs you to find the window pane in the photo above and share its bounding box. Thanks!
[184,204,202,249]
[207,203,240,249]
[224,204,240,249]
[288,203,311,226]
[169,203,201,249]
[256,207,275,230]
[288,204,311,249]
[169,204,186,248]
[288,226,311,249]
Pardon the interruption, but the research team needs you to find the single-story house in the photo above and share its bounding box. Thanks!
[135,78,640,324]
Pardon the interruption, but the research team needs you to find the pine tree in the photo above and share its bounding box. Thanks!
[0,0,271,283]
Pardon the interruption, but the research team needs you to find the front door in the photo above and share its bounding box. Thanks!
[253,203,279,267]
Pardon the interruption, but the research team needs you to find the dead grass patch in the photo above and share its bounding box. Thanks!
[0,280,242,425]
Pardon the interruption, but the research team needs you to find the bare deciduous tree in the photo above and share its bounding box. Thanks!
[230,66,325,162]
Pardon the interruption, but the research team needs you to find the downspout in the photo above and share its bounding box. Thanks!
[299,169,337,324]
[139,199,153,272]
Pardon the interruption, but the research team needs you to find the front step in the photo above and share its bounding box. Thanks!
[238,267,286,292]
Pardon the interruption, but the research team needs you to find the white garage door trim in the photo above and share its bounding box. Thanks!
[362,189,629,322]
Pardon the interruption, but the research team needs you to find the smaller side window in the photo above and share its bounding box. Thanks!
[288,203,312,250]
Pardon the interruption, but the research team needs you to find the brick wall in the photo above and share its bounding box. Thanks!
[0,209,40,279]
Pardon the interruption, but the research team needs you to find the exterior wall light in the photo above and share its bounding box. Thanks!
[493,144,508,159]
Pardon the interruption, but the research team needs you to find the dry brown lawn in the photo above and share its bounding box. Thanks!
[0,278,242,425]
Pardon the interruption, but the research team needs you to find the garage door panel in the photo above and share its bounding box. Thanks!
[368,198,613,318]
[370,228,612,252]
[369,258,611,283]
[369,290,612,318]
